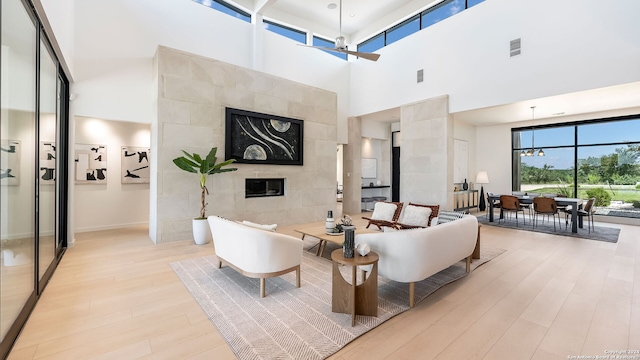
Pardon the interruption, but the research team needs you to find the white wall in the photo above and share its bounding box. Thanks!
[74,117,150,232]
[362,119,390,140]
[454,119,477,188]
[69,0,352,144]
[349,0,640,118]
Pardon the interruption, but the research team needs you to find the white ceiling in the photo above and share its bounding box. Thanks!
[233,0,640,127]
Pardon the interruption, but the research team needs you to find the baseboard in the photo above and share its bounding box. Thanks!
[74,222,149,233]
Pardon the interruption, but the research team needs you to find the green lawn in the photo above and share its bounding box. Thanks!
[526,186,640,203]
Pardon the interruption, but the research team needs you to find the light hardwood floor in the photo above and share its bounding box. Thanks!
[7,215,640,359]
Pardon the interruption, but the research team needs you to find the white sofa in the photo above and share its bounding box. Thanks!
[207,216,303,298]
[355,215,478,307]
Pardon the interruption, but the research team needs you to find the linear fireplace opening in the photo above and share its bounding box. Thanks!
[245,178,285,198]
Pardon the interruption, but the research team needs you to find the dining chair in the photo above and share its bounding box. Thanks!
[499,195,526,226]
[486,193,500,219]
[533,197,560,230]
[570,198,596,233]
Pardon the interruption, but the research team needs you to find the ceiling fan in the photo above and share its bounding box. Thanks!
[299,0,380,62]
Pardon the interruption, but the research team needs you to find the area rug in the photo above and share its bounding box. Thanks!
[171,247,504,360]
[476,214,620,243]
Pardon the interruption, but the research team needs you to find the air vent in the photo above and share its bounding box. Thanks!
[417,69,424,83]
[510,38,521,57]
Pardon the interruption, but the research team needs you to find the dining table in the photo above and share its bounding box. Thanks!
[488,195,584,233]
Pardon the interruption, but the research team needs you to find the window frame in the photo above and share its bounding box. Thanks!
[511,114,640,194]
[192,0,251,22]
[263,19,307,44]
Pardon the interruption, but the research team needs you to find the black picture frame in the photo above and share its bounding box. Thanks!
[225,108,304,165]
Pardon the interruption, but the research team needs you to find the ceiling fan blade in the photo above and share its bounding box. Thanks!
[297,44,336,52]
[297,44,380,62]
[339,49,380,62]
[296,0,381,62]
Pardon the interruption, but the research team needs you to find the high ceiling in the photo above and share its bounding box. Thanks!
[231,0,640,127]
[235,0,434,42]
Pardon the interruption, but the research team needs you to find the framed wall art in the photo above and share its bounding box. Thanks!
[1,140,20,186]
[121,146,150,184]
[225,107,303,166]
[75,143,107,184]
[40,141,56,183]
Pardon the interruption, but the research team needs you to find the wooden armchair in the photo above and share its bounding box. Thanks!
[395,203,440,229]
[362,201,403,230]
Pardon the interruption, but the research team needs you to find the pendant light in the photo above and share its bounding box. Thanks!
[531,106,544,156]
[522,106,544,157]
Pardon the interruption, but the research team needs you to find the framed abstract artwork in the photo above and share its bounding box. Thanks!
[225,108,303,166]
[75,143,107,184]
[1,140,20,186]
[40,141,56,183]
[121,146,150,184]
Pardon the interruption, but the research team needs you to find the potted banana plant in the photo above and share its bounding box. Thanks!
[173,147,237,244]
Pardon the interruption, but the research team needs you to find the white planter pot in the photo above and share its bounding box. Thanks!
[192,219,212,245]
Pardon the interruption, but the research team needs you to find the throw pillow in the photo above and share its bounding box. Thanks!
[370,202,398,221]
[242,220,278,232]
[436,211,465,224]
[399,205,432,227]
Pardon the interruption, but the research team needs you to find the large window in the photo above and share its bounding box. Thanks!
[357,0,484,52]
[386,14,420,46]
[358,33,385,54]
[192,0,251,22]
[512,116,640,218]
[264,20,306,44]
[312,36,347,60]
[421,0,465,29]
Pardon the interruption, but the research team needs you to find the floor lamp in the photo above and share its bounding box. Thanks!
[476,171,489,211]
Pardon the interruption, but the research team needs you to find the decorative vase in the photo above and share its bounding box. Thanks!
[343,228,355,258]
[462,178,468,190]
[192,218,212,245]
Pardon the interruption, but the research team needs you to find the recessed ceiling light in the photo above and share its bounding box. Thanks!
[327,3,337,9]
[552,112,565,116]
[349,13,356,17]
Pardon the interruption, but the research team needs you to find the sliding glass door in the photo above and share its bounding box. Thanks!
[1,0,69,356]
[1,0,38,344]
[38,36,58,282]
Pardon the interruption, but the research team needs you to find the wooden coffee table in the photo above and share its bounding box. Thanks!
[331,249,379,326]
[294,223,376,257]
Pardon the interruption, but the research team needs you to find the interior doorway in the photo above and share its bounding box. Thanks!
[392,131,401,202]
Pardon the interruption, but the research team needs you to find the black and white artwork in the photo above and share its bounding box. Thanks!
[121,146,150,184]
[225,108,303,166]
[75,143,107,184]
[40,141,56,183]
[1,140,20,186]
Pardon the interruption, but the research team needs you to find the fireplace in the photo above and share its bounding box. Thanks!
[245,178,285,198]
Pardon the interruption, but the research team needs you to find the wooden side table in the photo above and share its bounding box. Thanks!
[330,249,379,326]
